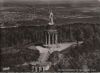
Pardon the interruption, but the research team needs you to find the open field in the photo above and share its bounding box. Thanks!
[0,2,100,24]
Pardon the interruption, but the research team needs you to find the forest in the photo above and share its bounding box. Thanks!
[48,23,100,72]
[0,22,100,71]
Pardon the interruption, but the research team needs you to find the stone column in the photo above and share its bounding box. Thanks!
[52,33,54,44]
[48,32,51,45]
[55,33,58,45]
[46,33,48,45]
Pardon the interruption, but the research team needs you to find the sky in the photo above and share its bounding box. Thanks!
[1,0,100,3]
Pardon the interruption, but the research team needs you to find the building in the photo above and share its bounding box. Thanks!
[44,10,58,47]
